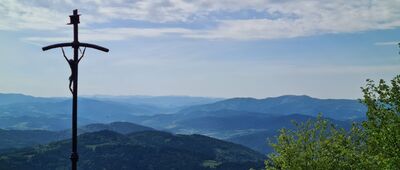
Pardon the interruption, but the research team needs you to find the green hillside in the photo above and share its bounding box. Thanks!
[0,122,154,151]
[0,130,264,170]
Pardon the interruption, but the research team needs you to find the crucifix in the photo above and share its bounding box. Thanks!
[42,9,109,170]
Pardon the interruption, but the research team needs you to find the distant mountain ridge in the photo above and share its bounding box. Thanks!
[179,95,366,120]
[0,93,65,106]
[0,98,153,130]
[84,95,224,109]
[0,92,366,154]
[135,95,361,153]
[0,93,223,130]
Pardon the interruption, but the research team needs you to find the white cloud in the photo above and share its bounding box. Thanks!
[374,41,399,46]
[24,27,194,42]
[80,27,193,41]
[0,0,66,30]
[185,1,400,40]
[3,0,400,40]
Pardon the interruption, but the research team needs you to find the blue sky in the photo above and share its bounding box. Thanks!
[0,0,399,99]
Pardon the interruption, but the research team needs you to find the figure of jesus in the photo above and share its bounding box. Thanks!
[62,48,85,93]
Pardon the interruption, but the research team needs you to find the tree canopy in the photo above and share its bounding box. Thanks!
[266,75,400,170]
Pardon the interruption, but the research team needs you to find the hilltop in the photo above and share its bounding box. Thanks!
[0,130,264,170]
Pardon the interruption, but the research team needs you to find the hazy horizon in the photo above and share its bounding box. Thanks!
[0,91,364,100]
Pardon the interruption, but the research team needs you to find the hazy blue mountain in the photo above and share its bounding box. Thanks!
[0,114,95,130]
[157,112,350,137]
[0,93,65,106]
[0,93,365,129]
[171,113,311,132]
[179,95,366,120]
[79,121,154,134]
[138,110,272,130]
[138,111,351,154]
[0,130,264,170]
[0,92,364,155]
[220,114,352,154]
[0,97,160,130]
[226,115,354,154]
[0,93,223,130]
[0,122,154,151]
[0,98,162,117]
[227,130,277,154]
[87,95,223,110]
[0,129,68,150]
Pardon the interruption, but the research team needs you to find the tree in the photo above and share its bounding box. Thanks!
[265,115,363,170]
[360,75,400,169]
[265,75,400,170]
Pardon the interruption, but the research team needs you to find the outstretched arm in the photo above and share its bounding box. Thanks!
[61,48,68,62]
[78,47,86,63]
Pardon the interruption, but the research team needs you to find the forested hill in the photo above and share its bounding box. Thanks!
[0,122,155,150]
[0,130,264,170]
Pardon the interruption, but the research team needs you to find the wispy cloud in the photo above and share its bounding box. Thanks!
[24,27,195,43]
[374,41,399,46]
[0,0,66,30]
[3,0,400,41]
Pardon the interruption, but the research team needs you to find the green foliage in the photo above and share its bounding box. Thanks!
[360,75,400,169]
[265,116,363,170]
[266,75,400,170]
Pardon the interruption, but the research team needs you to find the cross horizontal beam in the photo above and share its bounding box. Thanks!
[42,42,109,52]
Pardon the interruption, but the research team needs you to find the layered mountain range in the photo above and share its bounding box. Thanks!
[0,93,366,155]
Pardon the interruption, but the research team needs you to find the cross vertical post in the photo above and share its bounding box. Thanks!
[42,9,109,170]
[71,9,79,170]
